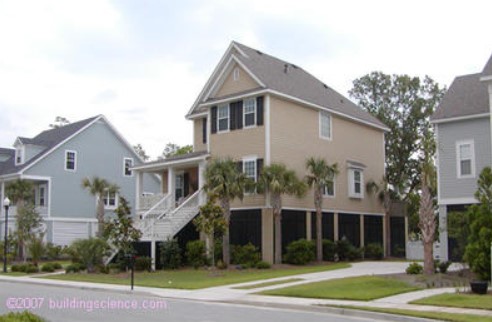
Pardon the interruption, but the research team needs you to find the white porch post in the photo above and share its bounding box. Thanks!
[168,167,175,202]
[151,240,156,271]
[135,171,143,211]
[198,161,206,204]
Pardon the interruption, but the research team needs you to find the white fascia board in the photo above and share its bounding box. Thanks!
[480,75,492,82]
[438,197,478,206]
[132,154,210,172]
[431,113,490,124]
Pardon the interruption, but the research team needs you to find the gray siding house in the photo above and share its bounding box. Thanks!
[0,115,160,246]
[432,53,492,261]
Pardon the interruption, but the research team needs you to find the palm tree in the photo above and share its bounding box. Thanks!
[82,177,119,238]
[6,179,35,261]
[257,163,306,264]
[203,158,249,266]
[366,177,392,257]
[305,157,338,262]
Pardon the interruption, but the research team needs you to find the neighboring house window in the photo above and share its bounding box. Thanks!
[319,111,332,140]
[202,118,207,144]
[38,185,46,207]
[15,147,24,165]
[243,158,257,194]
[323,178,335,197]
[348,168,364,198]
[103,191,118,209]
[456,140,475,178]
[65,150,77,171]
[218,104,229,132]
[243,98,256,128]
[124,158,134,177]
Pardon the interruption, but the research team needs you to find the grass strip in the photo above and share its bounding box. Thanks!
[259,275,421,301]
[233,278,303,290]
[328,305,492,322]
[411,292,492,310]
[41,263,350,290]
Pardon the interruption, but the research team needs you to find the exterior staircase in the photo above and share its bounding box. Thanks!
[105,189,204,264]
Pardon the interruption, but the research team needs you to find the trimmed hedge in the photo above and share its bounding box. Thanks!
[284,239,315,265]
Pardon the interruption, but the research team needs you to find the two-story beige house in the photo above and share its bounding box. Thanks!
[132,42,387,267]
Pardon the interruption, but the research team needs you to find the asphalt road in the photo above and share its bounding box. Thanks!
[0,281,386,322]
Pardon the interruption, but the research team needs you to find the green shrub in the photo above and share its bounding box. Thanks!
[24,264,39,274]
[347,246,363,261]
[67,238,109,273]
[284,239,315,265]
[185,240,207,269]
[255,260,271,269]
[364,243,384,260]
[438,261,452,274]
[0,310,46,322]
[45,243,63,260]
[335,238,352,261]
[322,239,336,261]
[10,264,21,272]
[160,239,182,269]
[41,263,55,273]
[231,243,261,267]
[134,256,152,272]
[52,262,62,270]
[65,263,85,274]
[216,259,227,270]
[406,262,423,274]
[11,263,39,273]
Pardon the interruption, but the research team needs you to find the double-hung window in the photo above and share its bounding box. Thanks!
[319,111,332,140]
[124,158,134,177]
[103,191,118,209]
[323,178,335,197]
[243,98,256,128]
[65,150,77,171]
[243,159,257,193]
[218,104,229,132]
[348,167,364,199]
[456,140,475,178]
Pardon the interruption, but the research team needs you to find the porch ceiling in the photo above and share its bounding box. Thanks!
[131,151,209,173]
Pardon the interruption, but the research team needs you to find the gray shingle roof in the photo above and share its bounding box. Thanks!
[432,52,492,122]
[192,42,387,129]
[0,115,99,175]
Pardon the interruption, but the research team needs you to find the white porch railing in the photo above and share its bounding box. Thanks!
[139,193,166,211]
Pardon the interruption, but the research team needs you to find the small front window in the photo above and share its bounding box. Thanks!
[323,179,335,197]
[320,111,332,140]
[243,159,257,193]
[457,141,474,178]
[103,191,118,209]
[65,150,77,171]
[38,185,46,207]
[349,168,363,198]
[15,148,24,165]
[218,105,229,132]
[244,98,256,127]
[124,158,134,177]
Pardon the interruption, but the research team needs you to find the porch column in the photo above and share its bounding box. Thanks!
[168,167,175,202]
[360,215,365,248]
[306,211,312,240]
[151,240,156,271]
[198,161,206,204]
[333,212,339,241]
[135,171,143,211]
[438,205,449,261]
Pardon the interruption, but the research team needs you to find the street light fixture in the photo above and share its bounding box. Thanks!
[3,197,10,273]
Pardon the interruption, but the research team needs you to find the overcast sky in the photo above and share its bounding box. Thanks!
[1,0,491,159]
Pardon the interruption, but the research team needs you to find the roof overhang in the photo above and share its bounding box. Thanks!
[431,112,490,124]
[132,153,210,172]
[480,75,492,82]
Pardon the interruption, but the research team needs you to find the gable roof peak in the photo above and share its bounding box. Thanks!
[482,52,492,77]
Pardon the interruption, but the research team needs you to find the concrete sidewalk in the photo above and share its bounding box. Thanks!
[1,261,491,319]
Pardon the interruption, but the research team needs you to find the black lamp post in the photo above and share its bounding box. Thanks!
[3,197,10,273]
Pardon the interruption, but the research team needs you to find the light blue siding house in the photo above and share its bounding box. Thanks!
[432,53,492,261]
[0,115,160,246]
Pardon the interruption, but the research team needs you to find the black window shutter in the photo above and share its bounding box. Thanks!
[256,158,263,180]
[256,96,264,126]
[202,118,207,144]
[237,100,243,129]
[211,106,217,134]
[230,102,237,130]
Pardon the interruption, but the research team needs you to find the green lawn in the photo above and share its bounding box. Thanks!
[234,278,303,290]
[41,263,350,289]
[412,293,492,310]
[332,305,492,322]
[260,275,421,301]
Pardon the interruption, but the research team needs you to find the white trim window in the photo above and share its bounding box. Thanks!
[15,147,24,165]
[218,104,229,132]
[65,150,77,171]
[319,111,332,140]
[38,184,47,207]
[103,191,118,209]
[243,158,257,193]
[243,98,256,128]
[348,168,364,198]
[322,177,335,197]
[456,140,475,178]
[124,157,134,177]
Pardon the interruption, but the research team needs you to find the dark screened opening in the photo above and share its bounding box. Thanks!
[364,215,383,246]
[390,217,405,257]
[338,213,360,247]
[281,210,306,251]
[310,212,334,241]
[229,209,262,250]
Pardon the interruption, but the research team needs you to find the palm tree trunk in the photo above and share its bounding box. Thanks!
[315,188,323,262]
[221,198,231,266]
[97,196,105,238]
[420,185,435,275]
[272,194,282,264]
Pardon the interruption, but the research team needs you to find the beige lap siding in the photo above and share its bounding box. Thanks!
[193,119,207,152]
[213,63,260,99]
